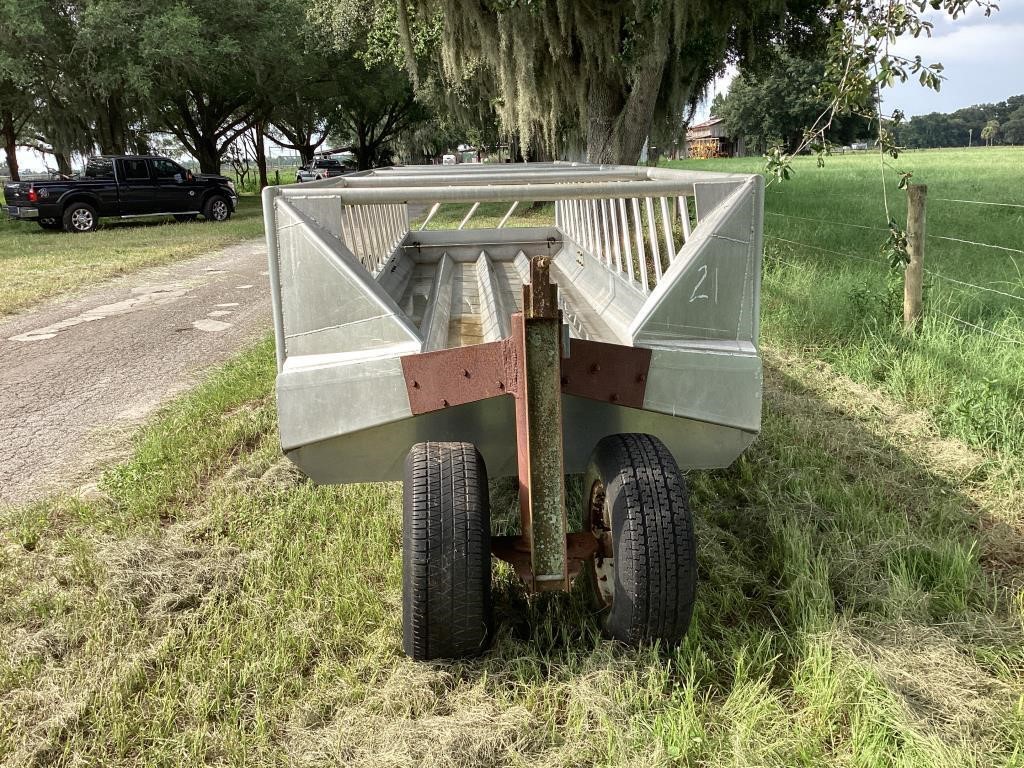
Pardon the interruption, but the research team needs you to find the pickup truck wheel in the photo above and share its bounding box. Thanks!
[203,195,231,222]
[37,218,62,231]
[174,214,198,223]
[62,203,98,233]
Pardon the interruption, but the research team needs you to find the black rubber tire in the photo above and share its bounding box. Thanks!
[62,202,98,233]
[37,218,62,230]
[403,442,492,660]
[174,213,198,223]
[202,194,231,222]
[584,433,697,647]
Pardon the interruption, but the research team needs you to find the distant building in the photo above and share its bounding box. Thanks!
[684,117,744,158]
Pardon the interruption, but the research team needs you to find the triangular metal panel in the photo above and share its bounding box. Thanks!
[274,199,421,359]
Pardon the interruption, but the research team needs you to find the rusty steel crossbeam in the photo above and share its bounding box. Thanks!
[399,256,651,592]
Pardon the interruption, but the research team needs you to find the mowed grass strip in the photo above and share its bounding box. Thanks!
[1,335,1022,766]
[0,196,264,315]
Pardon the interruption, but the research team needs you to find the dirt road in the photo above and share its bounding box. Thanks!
[0,240,271,506]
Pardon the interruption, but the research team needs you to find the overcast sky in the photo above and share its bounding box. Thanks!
[695,0,1022,122]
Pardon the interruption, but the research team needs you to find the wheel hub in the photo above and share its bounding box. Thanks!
[71,209,93,230]
[589,479,615,607]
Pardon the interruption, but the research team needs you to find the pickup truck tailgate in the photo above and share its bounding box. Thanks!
[2,182,29,204]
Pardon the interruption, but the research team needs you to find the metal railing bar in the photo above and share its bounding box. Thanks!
[418,202,441,231]
[645,197,663,284]
[497,200,519,229]
[458,201,481,230]
[660,196,676,266]
[632,197,649,293]
[678,196,692,242]
[282,179,697,203]
[619,198,635,283]
[608,198,623,274]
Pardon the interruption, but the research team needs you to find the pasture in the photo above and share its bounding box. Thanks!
[1,148,1022,766]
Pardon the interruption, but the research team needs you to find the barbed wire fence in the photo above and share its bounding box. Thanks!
[761,187,1024,346]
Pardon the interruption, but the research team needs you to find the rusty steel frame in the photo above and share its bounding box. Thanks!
[398,256,652,592]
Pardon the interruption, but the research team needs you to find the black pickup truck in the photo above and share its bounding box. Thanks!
[2,155,238,233]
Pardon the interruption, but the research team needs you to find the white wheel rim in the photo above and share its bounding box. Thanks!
[589,479,615,606]
[211,200,228,220]
[71,209,93,230]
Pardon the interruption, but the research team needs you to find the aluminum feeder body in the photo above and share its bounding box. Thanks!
[264,163,765,485]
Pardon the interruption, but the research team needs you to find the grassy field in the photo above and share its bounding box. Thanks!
[1,148,1023,766]
[0,196,264,315]
[667,147,1024,471]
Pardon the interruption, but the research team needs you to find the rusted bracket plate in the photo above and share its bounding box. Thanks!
[492,533,599,592]
[400,339,517,415]
[560,339,651,408]
[400,336,651,415]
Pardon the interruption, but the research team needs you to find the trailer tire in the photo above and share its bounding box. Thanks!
[584,433,696,647]
[403,442,492,661]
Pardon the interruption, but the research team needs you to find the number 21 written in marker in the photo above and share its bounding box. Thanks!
[689,264,719,303]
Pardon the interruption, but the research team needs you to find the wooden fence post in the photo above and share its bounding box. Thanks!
[904,184,927,332]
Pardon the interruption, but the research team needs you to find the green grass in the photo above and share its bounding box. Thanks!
[0,196,265,315]
[412,200,556,230]
[2,148,1023,765]
[1,336,1021,765]
[666,147,1024,471]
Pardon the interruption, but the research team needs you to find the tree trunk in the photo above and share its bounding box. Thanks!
[54,151,72,177]
[195,137,221,174]
[96,97,127,155]
[254,122,268,189]
[585,27,670,165]
[2,109,19,181]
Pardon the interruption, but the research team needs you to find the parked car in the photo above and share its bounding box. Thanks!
[2,155,238,233]
[295,158,348,183]
[442,154,457,165]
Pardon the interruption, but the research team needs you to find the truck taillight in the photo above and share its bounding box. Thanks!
[27,187,38,203]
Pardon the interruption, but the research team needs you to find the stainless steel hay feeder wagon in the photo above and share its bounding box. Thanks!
[263,164,764,660]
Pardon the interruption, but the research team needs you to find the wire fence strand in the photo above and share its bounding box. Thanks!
[768,236,1024,303]
[924,270,1024,304]
[766,235,879,264]
[928,234,1024,255]
[932,197,1024,209]
[930,309,1024,345]
[765,211,889,231]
